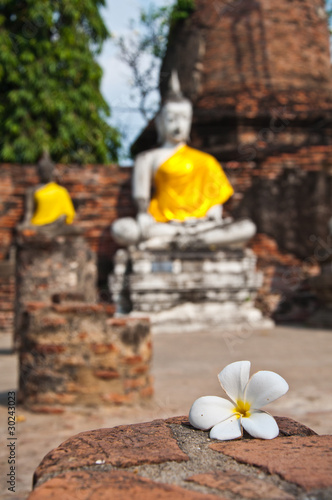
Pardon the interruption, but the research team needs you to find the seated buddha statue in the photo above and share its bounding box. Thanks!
[112,72,256,250]
[18,151,76,234]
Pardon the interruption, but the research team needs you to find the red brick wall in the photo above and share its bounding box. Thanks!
[225,145,332,258]
[1,148,331,334]
[0,163,135,258]
[0,164,136,334]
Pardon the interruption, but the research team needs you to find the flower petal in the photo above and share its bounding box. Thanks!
[189,396,235,430]
[241,410,279,439]
[244,370,289,409]
[210,414,243,441]
[218,360,251,404]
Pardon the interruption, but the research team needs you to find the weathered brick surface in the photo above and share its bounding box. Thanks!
[14,227,153,409]
[15,231,98,343]
[0,272,15,334]
[228,147,332,261]
[19,303,152,409]
[0,164,133,262]
[33,420,189,485]
[210,435,332,491]
[0,163,134,334]
[187,471,294,499]
[157,0,332,154]
[161,0,331,102]
[29,470,222,500]
[248,233,322,319]
[272,416,318,438]
[305,262,332,326]
[29,416,331,499]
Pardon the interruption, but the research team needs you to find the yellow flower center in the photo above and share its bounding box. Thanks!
[234,400,251,418]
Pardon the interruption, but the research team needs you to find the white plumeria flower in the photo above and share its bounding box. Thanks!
[189,360,289,441]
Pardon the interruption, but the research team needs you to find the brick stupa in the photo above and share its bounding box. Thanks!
[135,0,332,161]
[133,0,332,319]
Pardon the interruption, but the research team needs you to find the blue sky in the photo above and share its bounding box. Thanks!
[98,0,171,163]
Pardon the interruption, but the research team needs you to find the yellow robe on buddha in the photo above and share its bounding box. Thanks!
[148,145,234,222]
[31,182,75,226]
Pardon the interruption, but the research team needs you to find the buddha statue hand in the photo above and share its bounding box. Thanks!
[206,204,223,221]
[137,213,155,239]
[111,217,141,246]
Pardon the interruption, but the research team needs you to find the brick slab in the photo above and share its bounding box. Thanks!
[210,435,332,491]
[29,470,222,500]
[274,416,317,437]
[33,419,189,486]
[187,470,295,499]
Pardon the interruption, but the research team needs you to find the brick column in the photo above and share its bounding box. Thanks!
[15,229,153,411]
[19,305,153,411]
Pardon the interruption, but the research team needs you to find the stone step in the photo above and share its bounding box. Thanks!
[130,289,257,304]
[126,272,263,291]
[127,248,253,260]
[131,258,257,275]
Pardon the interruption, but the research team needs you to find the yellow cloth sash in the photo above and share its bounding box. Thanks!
[148,145,234,222]
[31,182,75,226]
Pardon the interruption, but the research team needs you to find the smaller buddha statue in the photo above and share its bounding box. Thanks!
[18,151,76,234]
[112,72,256,250]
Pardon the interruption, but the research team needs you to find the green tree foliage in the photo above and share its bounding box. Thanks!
[117,0,195,120]
[0,0,121,164]
[139,0,195,58]
[170,0,196,25]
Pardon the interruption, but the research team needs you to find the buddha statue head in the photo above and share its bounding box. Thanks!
[37,150,55,184]
[156,71,193,146]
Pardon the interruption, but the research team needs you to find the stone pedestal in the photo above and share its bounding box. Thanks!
[15,229,98,342]
[16,229,97,305]
[15,229,153,410]
[110,247,272,333]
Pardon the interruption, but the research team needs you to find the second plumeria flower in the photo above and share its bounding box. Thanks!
[189,360,289,441]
